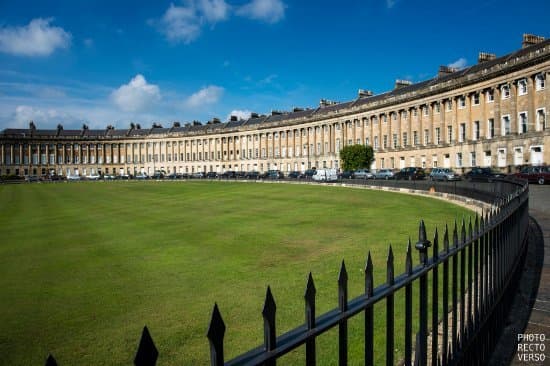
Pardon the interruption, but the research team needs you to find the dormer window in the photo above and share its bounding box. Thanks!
[518,79,528,96]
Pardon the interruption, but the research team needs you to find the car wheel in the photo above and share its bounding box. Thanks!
[538,177,545,185]
[408,175,412,181]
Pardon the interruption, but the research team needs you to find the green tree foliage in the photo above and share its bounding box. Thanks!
[339,144,374,171]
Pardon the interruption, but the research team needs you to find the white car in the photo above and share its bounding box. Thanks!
[86,174,100,180]
[312,168,338,182]
[67,175,81,181]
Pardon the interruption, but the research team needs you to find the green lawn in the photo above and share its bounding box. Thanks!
[0,181,472,365]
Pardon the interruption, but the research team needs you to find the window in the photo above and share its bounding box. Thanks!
[424,129,429,145]
[472,93,480,105]
[456,153,463,167]
[501,84,510,99]
[393,134,398,148]
[458,96,466,109]
[383,114,387,123]
[486,89,494,102]
[383,135,388,149]
[402,132,408,146]
[413,131,418,145]
[374,136,379,149]
[473,121,480,141]
[447,126,453,142]
[435,102,440,113]
[413,108,418,117]
[402,111,408,119]
[536,109,546,131]
[365,138,369,146]
[392,113,397,121]
[459,123,466,142]
[487,119,495,139]
[536,74,546,90]
[435,127,441,145]
[446,100,452,111]
[502,115,511,136]
[518,79,527,95]
[519,112,528,133]
[470,152,476,167]
[424,106,429,116]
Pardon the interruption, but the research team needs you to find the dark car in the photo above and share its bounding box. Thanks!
[236,171,247,179]
[287,171,301,179]
[262,170,284,179]
[513,165,550,185]
[395,167,426,180]
[463,167,505,182]
[245,171,260,179]
[303,169,316,179]
[205,171,218,179]
[338,170,354,179]
[220,171,237,179]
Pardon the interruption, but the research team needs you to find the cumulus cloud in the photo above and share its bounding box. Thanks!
[199,0,230,22]
[184,85,224,108]
[227,109,251,121]
[111,74,161,112]
[0,18,71,57]
[154,0,285,43]
[448,57,467,69]
[237,0,286,23]
[158,3,202,44]
[12,105,80,128]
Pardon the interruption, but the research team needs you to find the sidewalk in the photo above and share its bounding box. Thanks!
[489,186,549,365]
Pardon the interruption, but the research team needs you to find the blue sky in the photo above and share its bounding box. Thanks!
[0,0,548,130]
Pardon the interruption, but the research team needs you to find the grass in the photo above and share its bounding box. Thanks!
[0,181,472,365]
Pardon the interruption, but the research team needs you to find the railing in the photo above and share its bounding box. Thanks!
[45,178,530,366]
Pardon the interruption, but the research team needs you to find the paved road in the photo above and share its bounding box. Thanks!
[510,185,550,365]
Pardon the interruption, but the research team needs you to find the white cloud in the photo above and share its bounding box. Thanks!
[237,0,286,23]
[12,105,80,128]
[111,74,161,112]
[158,3,202,44]
[448,57,467,69]
[0,18,71,57]
[227,109,251,121]
[198,0,230,22]
[185,85,224,108]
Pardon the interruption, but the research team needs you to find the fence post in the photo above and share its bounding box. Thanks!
[207,304,226,366]
[338,260,348,366]
[386,245,395,366]
[365,252,374,366]
[405,240,413,366]
[305,273,316,365]
[415,220,431,366]
[262,286,277,366]
[134,326,158,366]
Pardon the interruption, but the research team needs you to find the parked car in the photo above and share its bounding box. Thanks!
[338,170,354,179]
[463,167,506,182]
[512,165,550,185]
[205,171,218,179]
[67,175,81,181]
[353,169,374,179]
[245,171,260,179]
[191,172,205,179]
[263,170,284,179]
[287,171,302,179]
[395,167,426,180]
[374,169,395,180]
[312,168,338,182]
[220,171,236,179]
[303,169,316,179]
[135,173,149,180]
[24,175,40,182]
[429,168,461,181]
[236,171,247,179]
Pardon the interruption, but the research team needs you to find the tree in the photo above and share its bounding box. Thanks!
[339,144,374,171]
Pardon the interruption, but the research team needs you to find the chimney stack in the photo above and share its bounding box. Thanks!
[394,79,413,89]
[358,89,374,98]
[522,34,545,48]
[478,52,496,63]
[437,66,458,77]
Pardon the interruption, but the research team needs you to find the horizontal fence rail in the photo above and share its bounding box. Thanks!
[45,178,530,366]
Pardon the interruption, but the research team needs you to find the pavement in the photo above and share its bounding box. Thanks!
[489,185,549,365]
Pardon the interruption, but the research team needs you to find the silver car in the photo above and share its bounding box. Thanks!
[353,169,374,179]
[374,169,395,179]
[429,168,461,181]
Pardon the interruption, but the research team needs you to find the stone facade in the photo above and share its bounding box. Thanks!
[1,35,549,178]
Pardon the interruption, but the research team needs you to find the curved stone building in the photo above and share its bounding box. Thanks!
[1,34,549,178]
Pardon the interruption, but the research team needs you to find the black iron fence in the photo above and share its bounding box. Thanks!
[46,178,530,366]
